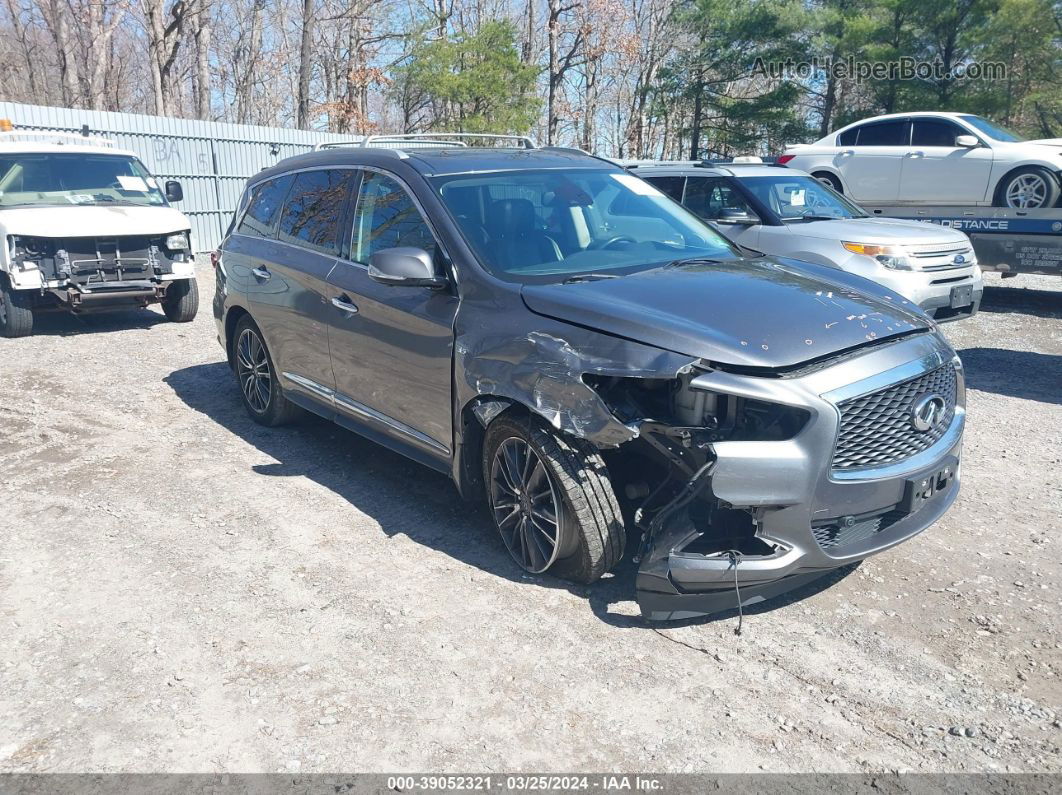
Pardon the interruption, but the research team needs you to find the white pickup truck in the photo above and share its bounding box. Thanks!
[0,129,198,337]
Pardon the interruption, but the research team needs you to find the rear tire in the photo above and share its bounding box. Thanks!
[0,275,34,338]
[233,316,301,426]
[813,172,843,193]
[162,278,199,322]
[483,415,625,584]
[996,167,1060,209]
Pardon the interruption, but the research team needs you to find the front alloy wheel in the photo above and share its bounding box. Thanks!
[1001,168,1060,209]
[490,437,562,573]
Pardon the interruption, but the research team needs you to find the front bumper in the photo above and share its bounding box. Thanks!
[636,333,965,621]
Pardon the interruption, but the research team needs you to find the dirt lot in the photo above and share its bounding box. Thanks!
[0,267,1059,774]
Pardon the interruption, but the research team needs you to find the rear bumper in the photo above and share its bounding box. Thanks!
[635,333,965,621]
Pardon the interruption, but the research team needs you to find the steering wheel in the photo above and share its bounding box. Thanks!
[592,235,637,250]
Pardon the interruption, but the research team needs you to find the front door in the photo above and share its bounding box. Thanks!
[325,170,459,461]
[900,118,995,204]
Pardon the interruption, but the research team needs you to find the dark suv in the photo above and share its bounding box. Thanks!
[213,134,965,620]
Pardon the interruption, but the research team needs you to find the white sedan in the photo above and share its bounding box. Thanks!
[780,112,1062,209]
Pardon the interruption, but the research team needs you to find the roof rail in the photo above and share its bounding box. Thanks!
[0,130,116,148]
[314,132,537,152]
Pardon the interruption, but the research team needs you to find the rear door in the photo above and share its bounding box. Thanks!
[223,174,294,311]
[251,168,356,403]
[901,118,994,203]
[835,119,909,202]
[325,169,459,463]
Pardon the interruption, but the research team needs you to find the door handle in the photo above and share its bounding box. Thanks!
[840,149,855,155]
[331,295,359,315]
[906,151,924,158]
[251,265,271,281]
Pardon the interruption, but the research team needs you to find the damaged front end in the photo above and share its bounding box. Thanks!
[584,331,965,622]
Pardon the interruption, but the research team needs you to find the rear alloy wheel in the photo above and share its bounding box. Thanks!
[999,167,1060,209]
[813,172,843,193]
[484,416,625,583]
[233,316,300,426]
[0,275,34,338]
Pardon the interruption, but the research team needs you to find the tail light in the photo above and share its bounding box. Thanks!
[776,154,795,165]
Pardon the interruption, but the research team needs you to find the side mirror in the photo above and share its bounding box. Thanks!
[715,207,758,225]
[165,180,184,202]
[368,247,448,289]
[955,135,979,148]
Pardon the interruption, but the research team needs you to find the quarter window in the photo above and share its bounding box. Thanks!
[352,172,437,263]
[837,128,858,146]
[237,175,293,238]
[277,169,354,255]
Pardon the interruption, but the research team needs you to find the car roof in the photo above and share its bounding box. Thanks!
[834,111,972,130]
[0,142,138,157]
[627,163,812,179]
[254,145,617,184]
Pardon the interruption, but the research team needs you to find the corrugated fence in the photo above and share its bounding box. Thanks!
[0,101,356,252]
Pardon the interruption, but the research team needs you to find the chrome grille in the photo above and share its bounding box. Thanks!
[833,364,957,471]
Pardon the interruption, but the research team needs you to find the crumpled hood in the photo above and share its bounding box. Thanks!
[790,216,971,246]
[0,204,191,238]
[521,257,930,369]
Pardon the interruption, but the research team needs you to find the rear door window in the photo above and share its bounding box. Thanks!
[855,120,909,146]
[237,175,294,239]
[643,175,686,202]
[277,169,355,255]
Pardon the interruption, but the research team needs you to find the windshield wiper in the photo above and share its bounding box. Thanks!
[562,273,620,284]
[787,214,843,222]
[663,256,726,269]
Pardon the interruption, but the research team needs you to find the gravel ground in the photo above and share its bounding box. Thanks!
[0,267,1059,774]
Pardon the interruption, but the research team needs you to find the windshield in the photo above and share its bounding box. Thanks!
[741,175,867,221]
[0,153,167,208]
[958,115,1024,143]
[432,168,739,283]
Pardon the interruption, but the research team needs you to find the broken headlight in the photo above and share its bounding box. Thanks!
[9,235,55,260]
[163,232,190,251]
[671,376,809,441]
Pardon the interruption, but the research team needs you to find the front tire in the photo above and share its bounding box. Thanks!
[233,316,301,426]
[997,167,1060,209]
[483,415,625,584]
[162,278,199,322]
[0,275,34,338]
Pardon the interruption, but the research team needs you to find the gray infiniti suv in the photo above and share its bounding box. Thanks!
[213,134,965,621]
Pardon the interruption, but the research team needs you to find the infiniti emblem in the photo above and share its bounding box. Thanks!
[911,393,947,432]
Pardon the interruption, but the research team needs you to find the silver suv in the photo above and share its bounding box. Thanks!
[213,134,965,621]
[628,160,983,322]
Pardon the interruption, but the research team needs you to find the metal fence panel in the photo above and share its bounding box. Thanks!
[0,101,358,252]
